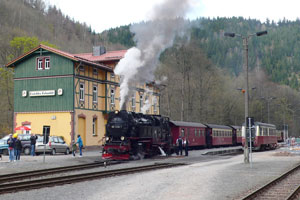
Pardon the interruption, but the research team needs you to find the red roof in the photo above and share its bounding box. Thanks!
[5,44,117,72]
[74,50,127,62]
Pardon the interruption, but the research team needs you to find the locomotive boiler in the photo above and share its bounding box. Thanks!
[102,110,172,160]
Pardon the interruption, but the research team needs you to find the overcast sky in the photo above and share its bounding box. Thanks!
[45,0,300,33]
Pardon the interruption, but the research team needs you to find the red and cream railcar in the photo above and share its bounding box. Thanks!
[205,124,233,147]
[242,122,277,150]
[169,121,207,148]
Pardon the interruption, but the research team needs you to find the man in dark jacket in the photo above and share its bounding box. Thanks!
[15,136,22,161]
[7,134,16,162]
[176,136,183,156]
[30,134,38,156]
[184,138,189,156]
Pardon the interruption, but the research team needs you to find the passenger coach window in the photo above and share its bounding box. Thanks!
[181,129,185,137]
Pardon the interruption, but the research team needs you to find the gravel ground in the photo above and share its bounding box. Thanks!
[0,147,299,200]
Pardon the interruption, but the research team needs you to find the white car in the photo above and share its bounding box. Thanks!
[35,136,70,155]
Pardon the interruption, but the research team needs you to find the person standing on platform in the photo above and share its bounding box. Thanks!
[7,134,16,162]
[184,138,189,156]
[30,134,38,156]
[176,136,183,156]
[15,136,22,161]
[76,135,83,157]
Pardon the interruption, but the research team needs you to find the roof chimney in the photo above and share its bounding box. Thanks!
[93,46,106,56]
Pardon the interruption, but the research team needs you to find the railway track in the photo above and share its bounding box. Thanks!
[0,162,185,194]
[241,163,300,200]
[0,161,120,184]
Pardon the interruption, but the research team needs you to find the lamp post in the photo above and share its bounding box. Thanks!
[261,97,276,123]
[225,30,267,164]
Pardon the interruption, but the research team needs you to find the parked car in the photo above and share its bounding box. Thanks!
[0,139,8,155]
[18,134,33,155]
[35,136,70,155]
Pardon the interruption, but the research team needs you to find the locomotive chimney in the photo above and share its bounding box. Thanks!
[121,102,127,111]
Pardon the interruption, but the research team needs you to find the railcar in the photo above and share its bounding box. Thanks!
[102,110,172,160]
[242,122,277,150]
[205,124,234,147]
[169,121,207,149]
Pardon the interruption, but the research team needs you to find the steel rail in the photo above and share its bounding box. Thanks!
[241,163,300,200]
[0,161,120,183]
[285,185,300,200]
[0,162,185,194]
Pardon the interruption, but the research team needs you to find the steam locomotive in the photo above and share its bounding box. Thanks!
[102,110,172,160]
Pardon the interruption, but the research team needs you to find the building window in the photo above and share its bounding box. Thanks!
[79,65,84,71]
[93,85,97,103]
[131,93,136,111]
[93,68,98,75]
[37,58,43,70]
[45,58,50,69]
[93,118,97,136]
[140,95,143,112]
[110,72,115,78]
[36,57,50,70]
[79,83,84,101]
[153,97,157,113]
[111,89,115,104]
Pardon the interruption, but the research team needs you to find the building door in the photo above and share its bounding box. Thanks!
[78,117,86,146]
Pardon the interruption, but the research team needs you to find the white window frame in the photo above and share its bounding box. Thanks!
[92,118,97,136]
[79,83,85,101]
[93,85,98,103]
[140,95,143,111]
[131,93,136,111]
[110,89,115,104]
[37,58,43,70]
[45,58,50,69]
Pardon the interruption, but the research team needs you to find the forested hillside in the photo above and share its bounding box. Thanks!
[1,0,300,137]
[103,17,300,90]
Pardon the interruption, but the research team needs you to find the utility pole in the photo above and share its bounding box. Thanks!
[225,30,267,164]
[243,36,250,164]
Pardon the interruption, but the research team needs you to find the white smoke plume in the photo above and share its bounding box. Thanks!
[141,87,154,114]
[114,0,192,110]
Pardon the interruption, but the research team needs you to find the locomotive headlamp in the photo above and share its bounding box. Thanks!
[106,137,110,141]
[120,136,125,141]
[115,110,119,114]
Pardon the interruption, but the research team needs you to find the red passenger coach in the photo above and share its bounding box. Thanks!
[169,121,207,148]
[205,124,234,146]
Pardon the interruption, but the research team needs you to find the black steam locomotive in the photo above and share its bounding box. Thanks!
[102,110,172,160]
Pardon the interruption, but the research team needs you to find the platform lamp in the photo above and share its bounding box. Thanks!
[225,30,267,164]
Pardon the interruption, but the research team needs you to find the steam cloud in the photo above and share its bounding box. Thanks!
[114,0,192,111]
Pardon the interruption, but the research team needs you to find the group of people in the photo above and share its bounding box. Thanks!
[5,133,83,162]
[7,133,38,162]
[175,136,189,156]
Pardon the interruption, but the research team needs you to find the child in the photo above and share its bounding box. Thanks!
[72,140,77,157]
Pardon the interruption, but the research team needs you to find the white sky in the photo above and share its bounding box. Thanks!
[45,0,300,33]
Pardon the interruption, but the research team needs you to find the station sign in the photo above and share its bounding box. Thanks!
[29,90,55,97]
